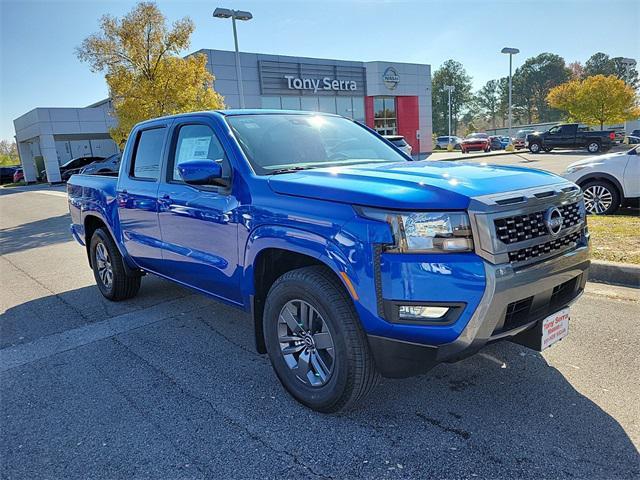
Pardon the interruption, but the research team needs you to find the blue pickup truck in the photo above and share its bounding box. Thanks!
[67,110,590,412]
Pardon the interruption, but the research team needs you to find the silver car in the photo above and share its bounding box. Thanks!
[435,136,462,150]
[383,135,413,156]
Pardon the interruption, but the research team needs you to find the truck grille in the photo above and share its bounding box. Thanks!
[507,230,582,263]
[495,202,582,244]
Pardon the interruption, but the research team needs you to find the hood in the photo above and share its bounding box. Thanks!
[567,150,628,169]
[462,137,488,143]
[268,161,567,210]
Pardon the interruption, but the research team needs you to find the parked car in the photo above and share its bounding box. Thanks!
[625,135,640,145]
[40,156,105,182]
[434,136,462,150]
[526,123,615,154]
[383,135,412,156]
[563,145,639,215]
[79,153,122,176]
[68,110,589,412]
[489,136,503,150]
[630,129,640,137]
[12,168,24,183]
[0,166,17,184]
[461,133,491,153]
[513,129,535,150]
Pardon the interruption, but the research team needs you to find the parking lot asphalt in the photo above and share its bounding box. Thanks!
[428,149,594,175]
[1,184,639,479]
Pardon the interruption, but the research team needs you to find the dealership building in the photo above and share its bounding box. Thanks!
[13,49,433,182]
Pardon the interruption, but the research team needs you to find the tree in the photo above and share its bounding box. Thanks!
[512,53,570,123]
[584,52,639,89]
[475,80,500,129]
[0,140,18,166]
[431,60,473,135]
[547,75,640,129]
[567,61,584,80]
[77,2,224,145]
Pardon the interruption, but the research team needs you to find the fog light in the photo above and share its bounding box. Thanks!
[399,305,450,320]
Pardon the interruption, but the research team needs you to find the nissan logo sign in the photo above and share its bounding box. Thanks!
[544,207,564,236]
[382,67,399,90]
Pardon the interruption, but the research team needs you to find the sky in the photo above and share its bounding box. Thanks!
[1,0,638,140]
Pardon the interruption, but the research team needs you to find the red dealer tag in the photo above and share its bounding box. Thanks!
[541,308,570,350]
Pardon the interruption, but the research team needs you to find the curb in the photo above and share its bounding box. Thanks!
[589,260,640,289]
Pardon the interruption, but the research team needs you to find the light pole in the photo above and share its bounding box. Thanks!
[501,47,519,149]
[444,85,455,151]
[213,7,253,109]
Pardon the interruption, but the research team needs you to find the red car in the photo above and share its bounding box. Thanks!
[13,168,24,183]
[460,133,491,153]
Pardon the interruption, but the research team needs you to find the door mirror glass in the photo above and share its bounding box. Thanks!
[178,159,223,185]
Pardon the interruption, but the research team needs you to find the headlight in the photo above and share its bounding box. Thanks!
[356,207,474,253]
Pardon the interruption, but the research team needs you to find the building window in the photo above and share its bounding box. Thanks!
[301,97,319,112]
[374,96,397,135]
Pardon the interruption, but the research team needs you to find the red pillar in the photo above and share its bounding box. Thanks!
[396,96,419,154]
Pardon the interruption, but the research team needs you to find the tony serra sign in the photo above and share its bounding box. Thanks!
[285,76,356,93]
[259,60,366,96]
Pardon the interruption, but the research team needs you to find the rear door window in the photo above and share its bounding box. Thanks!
[131,128,165,180]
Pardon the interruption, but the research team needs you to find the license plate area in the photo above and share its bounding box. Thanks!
[540,307,570,350]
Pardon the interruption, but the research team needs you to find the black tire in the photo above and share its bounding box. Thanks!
[89,228,141,300]
[263,266,379,413]
[529,142,542,153]
[581,180,620,215]
[586,141,601,154]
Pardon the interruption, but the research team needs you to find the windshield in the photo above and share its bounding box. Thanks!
[466,133,488,139]
[226,114,408,174]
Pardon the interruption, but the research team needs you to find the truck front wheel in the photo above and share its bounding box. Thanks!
[529,142,541,153]
[90,228,141,301]
[263,266,379,413]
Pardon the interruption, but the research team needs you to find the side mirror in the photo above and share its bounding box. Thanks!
[178,159,225,186]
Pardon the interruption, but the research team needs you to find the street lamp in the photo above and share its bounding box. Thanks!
[213,7,253,108]
[444,85,455,151]
[501,47,519,149]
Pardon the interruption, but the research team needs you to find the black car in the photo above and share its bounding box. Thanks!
[79,153,121,176]
[0,166,18,184]
[631,129,640,137]
[40,156,104,182]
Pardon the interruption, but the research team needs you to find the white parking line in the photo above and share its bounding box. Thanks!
[0,294,210,373]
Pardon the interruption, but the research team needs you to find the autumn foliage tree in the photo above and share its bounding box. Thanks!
[77,2,224,145]
[547,75,640,129]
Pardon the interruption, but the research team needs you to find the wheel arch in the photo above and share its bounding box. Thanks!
[243,225,359,354]
[575,172,624,199]
[83,213,140,275]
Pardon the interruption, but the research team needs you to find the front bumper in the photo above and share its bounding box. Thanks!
[367,242,589,378]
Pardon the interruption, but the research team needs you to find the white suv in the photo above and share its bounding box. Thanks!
[563,145,640,214]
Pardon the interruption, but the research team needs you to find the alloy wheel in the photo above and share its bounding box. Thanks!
[588,142,599,153]
[583,185,613,214]
[277,299,335,387]
[95,242,113,289]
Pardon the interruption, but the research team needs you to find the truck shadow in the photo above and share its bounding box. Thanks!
[0,214,71,255]
[1,281,638,478]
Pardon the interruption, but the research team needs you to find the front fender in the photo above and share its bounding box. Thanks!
[242,224,359,300]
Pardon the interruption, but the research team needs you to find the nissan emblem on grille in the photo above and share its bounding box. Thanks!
[544,207,564,236]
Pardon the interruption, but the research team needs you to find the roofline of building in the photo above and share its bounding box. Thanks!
[191,48,431,68]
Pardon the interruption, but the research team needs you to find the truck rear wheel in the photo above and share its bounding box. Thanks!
[90,228,141,301]
[263,266,379,413]
[587,141,601,153]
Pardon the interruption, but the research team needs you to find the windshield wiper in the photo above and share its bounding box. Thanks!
[268,166,311,175]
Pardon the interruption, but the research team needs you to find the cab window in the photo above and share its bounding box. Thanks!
[171,124,229,182]
[131,128,165,180]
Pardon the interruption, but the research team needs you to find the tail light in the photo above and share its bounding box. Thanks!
[609,132,615,140]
